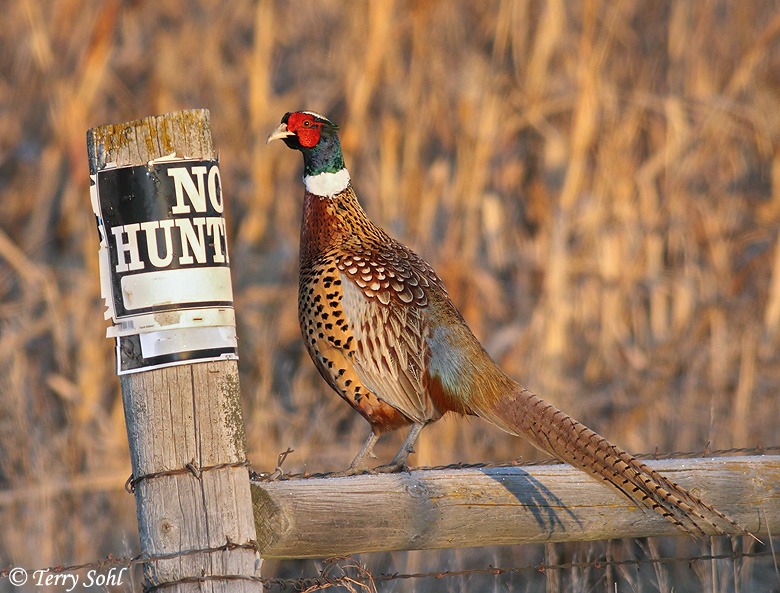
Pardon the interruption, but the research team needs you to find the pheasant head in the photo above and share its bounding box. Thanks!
[267,111,350,196]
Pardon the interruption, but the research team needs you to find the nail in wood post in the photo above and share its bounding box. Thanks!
[86,109,260,591]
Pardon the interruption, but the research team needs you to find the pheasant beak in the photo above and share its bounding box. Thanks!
[266,122,295,144]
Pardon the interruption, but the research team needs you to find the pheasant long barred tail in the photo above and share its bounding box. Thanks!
[473,386,751,537]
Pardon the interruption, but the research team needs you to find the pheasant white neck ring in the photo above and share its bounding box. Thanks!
[304,168,351,197]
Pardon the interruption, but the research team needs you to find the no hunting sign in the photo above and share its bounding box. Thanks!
[91,156,237,374]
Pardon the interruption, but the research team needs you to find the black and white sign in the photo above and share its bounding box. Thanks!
[91,157,238,374]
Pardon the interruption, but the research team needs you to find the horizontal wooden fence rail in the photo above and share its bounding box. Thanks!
[252,455,780,558]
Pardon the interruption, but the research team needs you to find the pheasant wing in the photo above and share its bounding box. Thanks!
[336,241,443,424]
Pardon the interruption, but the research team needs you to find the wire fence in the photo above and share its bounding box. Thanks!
[1,542,778,592]
[1,445,779,592]
[251,443,780,481]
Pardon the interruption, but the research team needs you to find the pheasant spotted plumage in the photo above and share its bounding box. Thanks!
[267,110,751,537]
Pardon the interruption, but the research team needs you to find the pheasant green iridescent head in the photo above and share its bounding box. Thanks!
[266,112,349,196]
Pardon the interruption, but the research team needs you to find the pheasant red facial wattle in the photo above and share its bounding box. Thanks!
[266,111,751,538]
[285,112,323,148]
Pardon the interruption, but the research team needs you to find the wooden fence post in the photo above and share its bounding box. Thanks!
[86,110,260,591]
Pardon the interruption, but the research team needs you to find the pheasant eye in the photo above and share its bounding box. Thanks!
[303,120,312,127]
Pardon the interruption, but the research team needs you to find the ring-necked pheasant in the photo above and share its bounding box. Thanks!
[267,110,747,537]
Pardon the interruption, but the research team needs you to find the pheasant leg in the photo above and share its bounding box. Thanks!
[372,422,426,474]
[327,431,380,477]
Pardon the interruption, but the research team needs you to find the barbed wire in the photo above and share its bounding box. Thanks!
[252,443,780,481]
[2,544,776,592]
[0,539,260,579]
[308,549,779,589]
[131,549,780,592]
[125,459,250,493]
[1,444,777,591]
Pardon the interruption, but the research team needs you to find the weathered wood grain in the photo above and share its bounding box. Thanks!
[253,455,780,558]
[87,110,259,591]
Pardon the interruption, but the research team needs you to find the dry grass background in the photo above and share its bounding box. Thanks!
[2,0,780,591]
